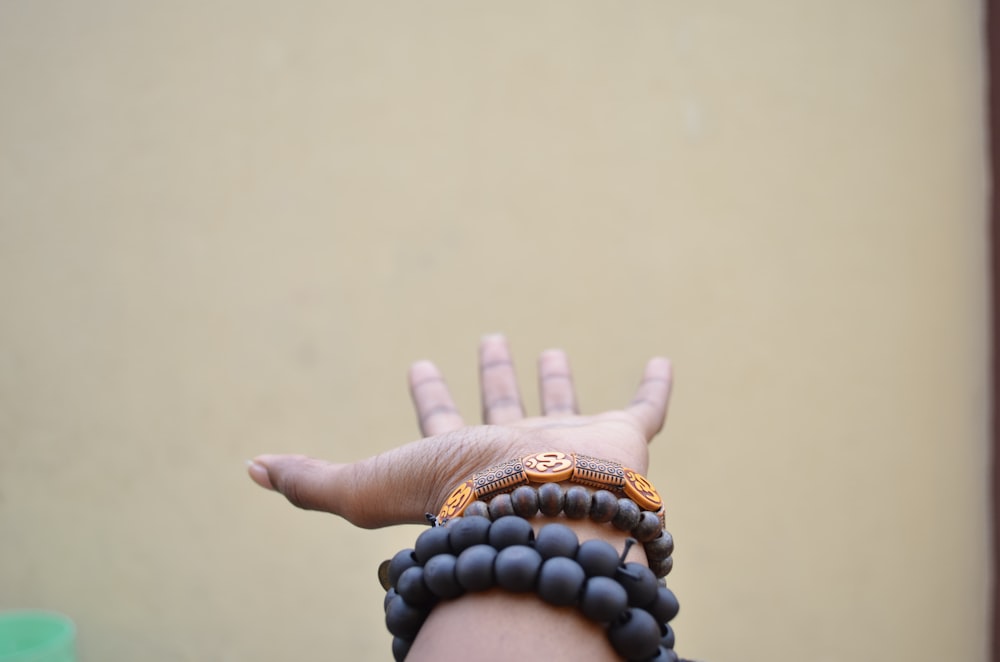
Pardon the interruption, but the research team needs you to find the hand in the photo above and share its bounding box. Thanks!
[247,335,672,529]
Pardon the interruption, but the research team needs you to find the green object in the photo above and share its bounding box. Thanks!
[0,612,76,662]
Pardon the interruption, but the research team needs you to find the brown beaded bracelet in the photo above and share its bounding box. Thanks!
[435,453,672,578]
[437,451,665,522]
[460,483,674,578]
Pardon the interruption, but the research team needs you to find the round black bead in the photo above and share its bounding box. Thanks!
[414,526,452,563]
[448,515,492,554]
[385,595,427,639]
[563,486,592,519]
[613,498,641,531]
[534,522,579,559]
[495,545,542,592]
[383,587,398,612]
[647,586,680,624]
[455,544,498,592]
[642,646,678,662]
[590,490,619,523]
[488,493,516,519]
[511,485,540,518]
[387,549,419,588]
[633,511,662,542]
[463,500,490,519]
[617,562,659,608]
[396,566,435,607]
[391,636,412,662]
[488,515,534,549]
[423,553,463,599]
[660,624,675,649]
[537,482,565,516]
[644,531,674,561]
[580,575,628,622]
[537,556,586,606]
[649,556,673,578]
[575,539,620,577]
[607,608,662,660]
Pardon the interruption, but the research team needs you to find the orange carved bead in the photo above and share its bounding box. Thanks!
[522,451,575,483]
[622,468,663,511]
[572,454,625,490]
[437,479,475,521]
[473,458,528,501]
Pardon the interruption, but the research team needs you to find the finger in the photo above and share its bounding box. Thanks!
[626,357,673,440]
[538,348,579,416]
[248,454,354,516]
[479,334,525,424]
[409,360,465,436]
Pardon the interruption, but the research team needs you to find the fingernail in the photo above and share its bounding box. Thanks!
[245,460,275,491]
[481,333,505,342]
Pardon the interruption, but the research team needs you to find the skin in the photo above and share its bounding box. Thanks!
[247,334,674,661]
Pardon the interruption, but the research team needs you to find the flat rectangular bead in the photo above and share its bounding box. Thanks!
[572,454,625,490]
[473,458,528,500]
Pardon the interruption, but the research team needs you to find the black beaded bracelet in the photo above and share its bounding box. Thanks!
[462,483,674,578]
[382,516,686,662]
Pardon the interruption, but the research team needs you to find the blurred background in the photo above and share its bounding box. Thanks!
[0,2,989,661]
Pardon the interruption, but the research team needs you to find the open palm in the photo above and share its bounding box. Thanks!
[248,335,672,529]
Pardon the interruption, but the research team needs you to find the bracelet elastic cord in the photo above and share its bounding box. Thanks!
[383,516,684,662]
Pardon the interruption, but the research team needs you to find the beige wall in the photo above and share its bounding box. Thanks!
[0,2,989,661]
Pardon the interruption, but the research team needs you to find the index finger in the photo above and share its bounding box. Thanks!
[626,357,673,440]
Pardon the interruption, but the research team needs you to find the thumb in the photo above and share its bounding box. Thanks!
[248,454,357,520]
[247,453,433,529]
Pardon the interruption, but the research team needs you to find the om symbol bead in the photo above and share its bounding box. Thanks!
[623,469,663,511]
[438,480,475,521]
[522,451,575,482]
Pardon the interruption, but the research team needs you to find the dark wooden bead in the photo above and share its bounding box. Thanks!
[511,485,540,518]
[576,539,619,577]
[385,595,427,639]
[383,587,398,612]
[589,489,619,523]
[448,515,492,554]
[645,646,678,662]
[580,576,628,622]
[643,531,674,561]
[564,486,592,519]
[463,500,490,519]
[534,523,579,559]
[608,608,661,660]
[617,561,659,608]
[488,515,534,549]
[649,556,673,578]
[423,553,463,599]
[391,637,412,662]
[495,545,542,592]
[488,493,516,519]
[537,482,565,517]
[612,498,641,532]
[633,511,662,542]
[414,526,452,563]
[537,556,586,606]
[387,549,419,588]
[661,623,675,649]
[647,586,680,624]
[396,566,435,607]
[455,544,498,592]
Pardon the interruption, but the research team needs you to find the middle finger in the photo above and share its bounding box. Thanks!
[479,334,525,424]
